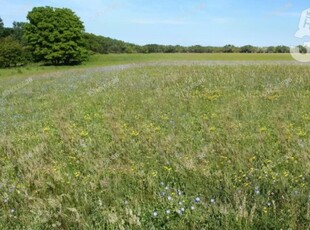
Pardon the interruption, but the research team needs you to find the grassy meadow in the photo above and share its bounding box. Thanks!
[0,55,310,229]
[0,53,294,79]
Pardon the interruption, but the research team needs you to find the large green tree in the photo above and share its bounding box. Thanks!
[24,6,87,65]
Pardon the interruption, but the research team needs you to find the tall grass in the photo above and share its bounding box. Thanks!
[0,53,294,79]
[0,64,309,229]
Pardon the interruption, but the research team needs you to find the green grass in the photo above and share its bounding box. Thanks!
[0,61,309,229]
[87,53,294,65]
[0,53,294,79]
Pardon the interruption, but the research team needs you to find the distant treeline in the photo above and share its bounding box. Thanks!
[84,33,296,54]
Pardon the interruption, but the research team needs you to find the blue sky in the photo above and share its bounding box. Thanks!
[1,0,310,46]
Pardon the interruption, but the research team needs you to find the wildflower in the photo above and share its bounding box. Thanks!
[80,140,87,148]
[154,126,161,132]
[3,198,8,203]
[160,191,166,196]
[10,209,14,214]
[297,130,306,137]
[209,127,216,132]
[166,210,171,215]
[178,201,183,206]
[43,126,50,132]
[74,171,80,178]
[267,202,271,207]
[80,130,88,137]
[153,211,158,217]
[181,207,185,212]
[263,207,268,213]
[168,196,172,201]
[195,197,201,203]
[177,209,182,215]
[191,206,195,210]
[255,187,260,195]
[210,198,215,204]
[164,166,172,171]
[160,182,165,186]
[161,115,169,121]
[165,186,169,190]
[9,186,15,193]
[178,190,183,196]
[131,130,140,137]
[83,114,92,121]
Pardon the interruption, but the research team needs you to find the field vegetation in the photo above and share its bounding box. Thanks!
[0,53,294,78]
[0,60,309,229]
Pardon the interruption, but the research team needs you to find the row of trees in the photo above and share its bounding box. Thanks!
[82,35,295,54]
[82,34,295,54]
[0,6,307,68]
[131,44,292,54]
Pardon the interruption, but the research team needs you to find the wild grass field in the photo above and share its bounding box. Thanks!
[0,57,310,229]
[0,53,294,79]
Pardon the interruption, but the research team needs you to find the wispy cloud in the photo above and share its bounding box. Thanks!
[268,11,300,17]
[211,17,234,25]
[130,19,185,25]
[267,2,300,18]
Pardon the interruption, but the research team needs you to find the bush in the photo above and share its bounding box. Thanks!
[0,36,25,68]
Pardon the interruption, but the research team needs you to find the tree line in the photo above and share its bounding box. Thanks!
[0,6,307,68]
[83,37,295,54]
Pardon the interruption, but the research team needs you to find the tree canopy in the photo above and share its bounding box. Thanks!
[24,7,87,65]
[0,36,25,67]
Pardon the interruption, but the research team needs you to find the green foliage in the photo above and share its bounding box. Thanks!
[297,45,308,54]
[0,18,14,39]
[24,7,88,65]
[83,33,142,54]
[240,45,257,53]
[82,32,293,55]
[0,18,26,42]
[275,45,290,53]
[223,44,240,53]
[12,21,26,42]
[0,36,25,68]
[0,17,3,37]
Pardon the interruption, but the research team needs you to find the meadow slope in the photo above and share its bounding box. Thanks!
[0,59,310,229]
